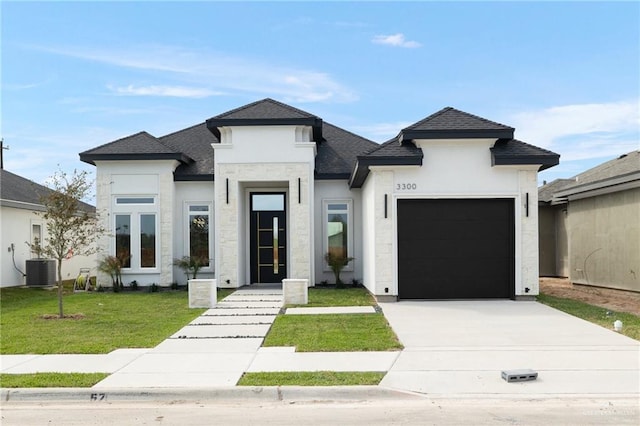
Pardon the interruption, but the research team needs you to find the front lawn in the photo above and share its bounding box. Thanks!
[0,287,234,354]
[262,313,403,352]
[289,287,376,307]
[538,293,640,341]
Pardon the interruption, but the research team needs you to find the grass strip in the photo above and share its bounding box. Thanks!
[238,371,385,386]
[1,287,234,354]
[263,313,403,352]
[537,293,639,341]
[288,287,376,307]
[0,373,109,388]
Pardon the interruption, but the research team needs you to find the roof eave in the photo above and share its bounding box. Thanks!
[349,155,423,188]
[491,154,560,171]
[400,128,515,142]
[80,152,193,166]
[206,117,324,141]
[173,173,215,182]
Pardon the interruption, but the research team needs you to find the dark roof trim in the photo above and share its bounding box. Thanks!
[314,172,351,180]
[174,173,215,182]
[491,151,560,171]
[400,128,515,142]
[206,117,324,141]
[349,155,423,188]
[80,152,193,165]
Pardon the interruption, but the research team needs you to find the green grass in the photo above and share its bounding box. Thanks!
[263,313,403,352]
[237,371,385,386]
[288,287,376,307]
[0,286,235,354]
[538,293,640,341]
[0,373,108,388]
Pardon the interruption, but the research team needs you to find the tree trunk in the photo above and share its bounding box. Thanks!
[57,260,64,318]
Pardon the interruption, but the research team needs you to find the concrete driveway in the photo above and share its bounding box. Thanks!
[379,301,640,397]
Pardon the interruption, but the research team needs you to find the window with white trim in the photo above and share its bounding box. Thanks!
[186,204,212,268]
[323,200,353,270]
[113,196,158,270]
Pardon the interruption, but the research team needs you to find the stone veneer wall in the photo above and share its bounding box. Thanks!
[371,168,395,296]
[215,162,312,287]
[518,169,539,296]
[93,161,177,287]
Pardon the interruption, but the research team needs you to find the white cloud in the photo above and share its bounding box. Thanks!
[34,44,358,103]
[109,84,222,98]
[372,33,421,48]
[510,100,640,162]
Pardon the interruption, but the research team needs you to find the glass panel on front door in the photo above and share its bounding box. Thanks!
[250,193,286,284]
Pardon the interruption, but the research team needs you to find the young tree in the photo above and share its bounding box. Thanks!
[33,169,105,318]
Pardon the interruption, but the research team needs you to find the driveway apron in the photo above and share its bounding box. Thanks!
[379,300,640,396]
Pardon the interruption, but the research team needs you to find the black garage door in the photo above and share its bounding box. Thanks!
[397,199,514,299]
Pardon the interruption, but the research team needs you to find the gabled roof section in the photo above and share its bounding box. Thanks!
[206,98,323,141]
[490,139,560,171]
[349,138,423,188]
[80,131,193,165]
[315,122,379,179]
[1,169,94,212]
[399,107,515,141]
[160,123,218,180]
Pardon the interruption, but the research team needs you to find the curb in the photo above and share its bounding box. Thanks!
[1,386,424,403]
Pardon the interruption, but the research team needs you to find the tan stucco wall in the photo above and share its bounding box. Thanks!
[538,205,557,276]
[568,187,640,292]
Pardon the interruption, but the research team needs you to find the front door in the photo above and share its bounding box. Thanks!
[250,193,287,283]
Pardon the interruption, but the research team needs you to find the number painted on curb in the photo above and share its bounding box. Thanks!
[90,393,106,401]
[396,183,417,191]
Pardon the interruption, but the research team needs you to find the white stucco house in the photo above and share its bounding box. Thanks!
[0,169,96,287]
[80,99,559,300]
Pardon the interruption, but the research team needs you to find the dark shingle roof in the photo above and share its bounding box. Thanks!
[80,131,192,165]
[160,123,218,180]
[1,169,94,212]
[206,98,323,141]
[212,98,317,120]
[490,139,560,171]
[349,139,424,188]
[315,122,379,178]
[400,107,515,140]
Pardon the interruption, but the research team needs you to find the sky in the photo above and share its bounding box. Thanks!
[1,1,639,200]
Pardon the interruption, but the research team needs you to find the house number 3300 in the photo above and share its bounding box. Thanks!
[396,183,417,190]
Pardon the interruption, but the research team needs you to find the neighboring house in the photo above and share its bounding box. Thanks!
[538,150,640,293]
[0,169,97,287]
[80,99,558,300]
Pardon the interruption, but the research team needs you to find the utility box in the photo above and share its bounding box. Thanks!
[25,259,56,286]
[501,369,538,383]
